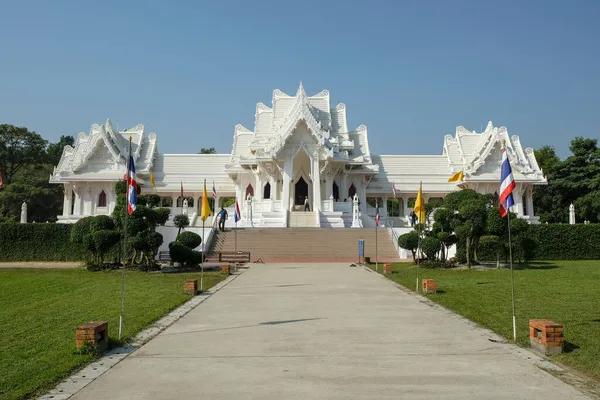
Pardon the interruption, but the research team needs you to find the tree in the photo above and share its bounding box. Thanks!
[0,125,48,185]
[199,147,216,154]
[576,191,600,222]
[398,231,419,260]
[173,214,190,236]
[533,138,600,223]
[46,135,75,166]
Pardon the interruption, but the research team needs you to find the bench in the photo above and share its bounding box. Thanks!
[218,251,251,263]
[157,251,171,262]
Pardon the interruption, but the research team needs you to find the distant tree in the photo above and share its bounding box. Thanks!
[47,135,75,166]
[199,147,216,154]
[0,124,48,185]
[534,137,600,223]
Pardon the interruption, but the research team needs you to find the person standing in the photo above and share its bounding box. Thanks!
[218,206,228,231]
[410,210,416,227]
[304,196,310,211]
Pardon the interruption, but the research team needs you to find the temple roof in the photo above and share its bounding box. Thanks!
[50,119,157,183]
[230,83,371,167]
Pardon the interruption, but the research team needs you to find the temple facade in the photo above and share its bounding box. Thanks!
[50,83,547,228]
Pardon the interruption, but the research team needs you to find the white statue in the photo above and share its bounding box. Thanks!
[351,194,362,228]
[20,202,27,223]
[569,203,575,225]
[246,194,253,227]
[182,199,188,216]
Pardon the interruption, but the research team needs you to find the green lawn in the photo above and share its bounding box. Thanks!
[0,268,226,400]
[373,261,600,381]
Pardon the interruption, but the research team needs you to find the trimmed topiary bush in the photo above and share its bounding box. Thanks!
[398,231,419,260]
[177,231,202,250]
[421,237,441,260]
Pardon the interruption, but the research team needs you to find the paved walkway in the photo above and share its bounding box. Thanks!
[0,261,80,269]
[72,263,589,399]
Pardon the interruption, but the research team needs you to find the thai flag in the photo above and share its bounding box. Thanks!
[499,148,515,217]
[126,155,137,215]
[212,181,217,199]
[234,199,241,223]
[375,200,380,226]
[392,182,396,199]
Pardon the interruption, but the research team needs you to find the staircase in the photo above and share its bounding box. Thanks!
[289,211,317,227]
[207,228,401,263]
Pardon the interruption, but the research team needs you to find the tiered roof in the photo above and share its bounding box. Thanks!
[50,119,157,182]
[228,83,373,167]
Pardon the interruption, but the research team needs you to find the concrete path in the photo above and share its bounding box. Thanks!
[72,263,590,399]
[0,261,81,269]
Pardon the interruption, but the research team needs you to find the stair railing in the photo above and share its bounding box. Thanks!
[386,217,401,256]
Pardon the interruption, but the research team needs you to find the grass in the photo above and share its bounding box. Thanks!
[373,261,600,382]
[0,267,226,400]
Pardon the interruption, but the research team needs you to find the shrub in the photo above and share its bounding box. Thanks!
[398,231,419,260]
[70,216,95,244]
[420,259,456,269]
[168,241,205,266]
[528,224,600,260]
[90,215,115,232]
[0,223,85,261]
[477,235,502,263]
[91,230,121,264]
[421,237,441,260]
[177,231,202,249]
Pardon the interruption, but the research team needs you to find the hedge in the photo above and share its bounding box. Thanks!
[529,224,600,260]
[0,223,85,262]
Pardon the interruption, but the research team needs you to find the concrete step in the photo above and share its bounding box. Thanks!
[208,228,400,262]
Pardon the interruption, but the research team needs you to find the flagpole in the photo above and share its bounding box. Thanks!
[201,179,206,292]
[375,200,379,273]
[119,136,132,340]
[234,219,238,272]
[507,208,517,341]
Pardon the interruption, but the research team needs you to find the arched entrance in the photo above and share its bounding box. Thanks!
[348,183,356,199]
[295,177,308,206]
[333,181,339,201]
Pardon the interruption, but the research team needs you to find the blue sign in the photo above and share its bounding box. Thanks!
[358,239,365,257]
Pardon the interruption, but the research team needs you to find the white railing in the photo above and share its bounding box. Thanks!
[334,201,351,213]
[321,199,334,212]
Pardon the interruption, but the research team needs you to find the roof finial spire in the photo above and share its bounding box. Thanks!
[296,81,306,97]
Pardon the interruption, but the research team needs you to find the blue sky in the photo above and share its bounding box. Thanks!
[1,0,599,159]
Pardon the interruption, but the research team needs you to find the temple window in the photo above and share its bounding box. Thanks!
[263,182,271,199]
[245,184,254,199]
[161,197,173,207]
[98,190,107,207]
[333,181,339,201]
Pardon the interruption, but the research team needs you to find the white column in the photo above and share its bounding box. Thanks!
[341,174,348,200]
[359,181,367,214]
[526,187,534,216]
[172,195,177,216]
[282,157,292,212]
[382,196,388,218]
[313,158,321,212]
[63,184,71,216]
[255,173,262,201]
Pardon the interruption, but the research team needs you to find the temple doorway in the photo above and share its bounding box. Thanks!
[295,177,308,206]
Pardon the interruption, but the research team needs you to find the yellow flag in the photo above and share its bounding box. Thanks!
[414,182,425,223]
[149,170,157,189]
[200,180,212,222]
[448,170,464,182]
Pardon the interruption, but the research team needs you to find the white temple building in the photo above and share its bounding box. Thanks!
[50,83,547,229]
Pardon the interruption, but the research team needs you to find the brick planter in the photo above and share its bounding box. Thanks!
[76,321,108,353]
[222,264,230,275]
[530,319,564,355]
[383,264,392,274]
[184,279,198,295]
[422,279,437,294]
